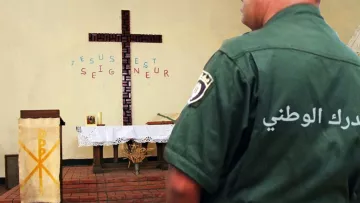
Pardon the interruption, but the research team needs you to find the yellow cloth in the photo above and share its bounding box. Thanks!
[18,118,61,203]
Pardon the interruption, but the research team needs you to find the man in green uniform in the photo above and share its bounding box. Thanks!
[164,0,360,202]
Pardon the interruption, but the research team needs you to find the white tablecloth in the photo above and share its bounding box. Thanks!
[76,125,174,147]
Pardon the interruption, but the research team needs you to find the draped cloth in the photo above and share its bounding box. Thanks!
[348,25,360,55]
[18,118,61,203]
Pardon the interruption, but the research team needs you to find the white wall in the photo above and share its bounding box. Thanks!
[0,0,244,177]
[0,0,358,177]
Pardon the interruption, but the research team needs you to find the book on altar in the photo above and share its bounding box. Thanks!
[147,113,180,125]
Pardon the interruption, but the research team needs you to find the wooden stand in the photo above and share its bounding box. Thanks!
[146,120,173,170]
[92,124,121,173]
[4,154,19,189]
[92,145,103,173]
[20,109,65,202]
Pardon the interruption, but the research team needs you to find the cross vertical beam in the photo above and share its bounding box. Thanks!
[121,10,132,125]
[88,10,162,125]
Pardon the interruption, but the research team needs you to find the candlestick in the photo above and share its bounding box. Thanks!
[97,112,103,124]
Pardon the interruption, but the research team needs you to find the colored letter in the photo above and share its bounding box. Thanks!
[133,68,140,74]
[164,70,169,77]
[80,56,84,62]
[109,69,114,75]
[146,72,150,78]
[152,58,156,64]
[38,129,47,157]
[98,54,104,60]
[81,68,86,75]
[98,65,103,72]
[92,72,96,79]
[71,60,75,66]
[143,62,148,68]
[38,138,46,157]
[135,58,139,64]
[154,67,159,74]
[110,56,115,62]
[90,58,94,64]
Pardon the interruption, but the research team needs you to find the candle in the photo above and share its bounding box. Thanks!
[98,112,103,124]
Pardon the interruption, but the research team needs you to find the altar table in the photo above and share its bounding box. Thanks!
[76,124,173,173]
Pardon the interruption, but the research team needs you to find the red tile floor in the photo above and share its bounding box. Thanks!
[0,166,167,203]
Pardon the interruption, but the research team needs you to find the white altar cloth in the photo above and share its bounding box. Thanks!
[76,125,174,147]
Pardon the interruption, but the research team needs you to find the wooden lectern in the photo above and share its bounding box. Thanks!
[20,109,65,202]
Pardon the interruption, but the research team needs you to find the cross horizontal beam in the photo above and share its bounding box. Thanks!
[89,33,162,43]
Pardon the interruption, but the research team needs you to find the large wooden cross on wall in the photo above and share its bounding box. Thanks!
[89,10,163,126]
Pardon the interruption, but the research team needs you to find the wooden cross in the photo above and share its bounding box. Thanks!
[88,10,163,126]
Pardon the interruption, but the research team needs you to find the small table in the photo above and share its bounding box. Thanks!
[78,123,175,173]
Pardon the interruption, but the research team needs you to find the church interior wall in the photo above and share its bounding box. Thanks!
[0,0,358,178]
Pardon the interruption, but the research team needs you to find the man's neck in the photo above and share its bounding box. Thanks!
[262,0,319,26]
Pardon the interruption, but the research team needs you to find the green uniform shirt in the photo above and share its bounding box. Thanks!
[165,4,360,203]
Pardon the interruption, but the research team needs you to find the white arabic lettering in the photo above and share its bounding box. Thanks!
[351,116,360,126]
[329,109,342,125]
[263,106,359,131]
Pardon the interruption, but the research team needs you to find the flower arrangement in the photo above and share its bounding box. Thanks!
[123,142,154,174]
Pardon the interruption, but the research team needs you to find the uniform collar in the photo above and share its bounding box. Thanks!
[265,3,322,27]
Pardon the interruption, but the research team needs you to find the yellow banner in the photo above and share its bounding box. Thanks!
[18,118,61,203]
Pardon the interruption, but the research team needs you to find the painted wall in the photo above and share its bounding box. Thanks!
[320,0,360,43]
[0,0,358,177]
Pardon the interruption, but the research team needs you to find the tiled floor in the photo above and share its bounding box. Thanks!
[0,166,167,202]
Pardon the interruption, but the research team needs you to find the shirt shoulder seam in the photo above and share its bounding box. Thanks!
[227,47,360,67]
[217,50,254,87]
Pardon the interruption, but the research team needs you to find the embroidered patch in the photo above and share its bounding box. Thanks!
[187,70,214,105]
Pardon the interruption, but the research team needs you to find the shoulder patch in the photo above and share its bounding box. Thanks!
[187,70,214,105]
